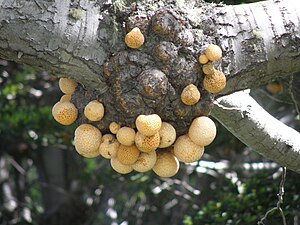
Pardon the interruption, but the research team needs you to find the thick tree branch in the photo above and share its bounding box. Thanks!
[211,90,300,174]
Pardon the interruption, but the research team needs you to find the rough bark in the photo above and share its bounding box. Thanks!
[212,90,300,173]
[1,0,300,172]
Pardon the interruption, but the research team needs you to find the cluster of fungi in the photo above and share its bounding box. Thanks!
[51,9,227,178]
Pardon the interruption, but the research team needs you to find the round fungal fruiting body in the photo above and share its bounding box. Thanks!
[109,122,121,134]
[205,44,222,61]
[116,127,136,146]
[125,27,145,49]
[173,135,204,163]
[135,132,160,153]
[52,101,78,125]
[84,100,104,122]
[59,78,78,94]
[60,94,72,102]
[181,84,201,106]
[266,82,283,94]
[117,144,140,165]
[152,150,179,178]
[99,134,120,159]
[136,114,162,136]
[199,54,209,64]
[111,157,133,174]
[158,122,176,148]
[132,150,157,172]
[203,70,226,94]
[74,124,102,158]
[188,116,217,147]
[202,62,216,75]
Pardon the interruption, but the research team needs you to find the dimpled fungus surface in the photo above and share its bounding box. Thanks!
[203,70,226,94]
[109,122,121,134]
[199,54,209,64]
[135,132,160,152]
[132,150,157,172]
[136,114,162,136]
[84,100,105,122]
[181,84,201,106]
[111,157,133,174]
[74,124,102,158]
[205,44,222,61]
[173,135,204,163]
[117,144,140,165]
[60,94,72,102]
[125,27,145,49]
[52,101,78,125]
[116,127,136,146]
[152,150,179,178]
[188,116,217,146]
[158,122,176,148]
[99,138,120,159]
[59,78,78,94]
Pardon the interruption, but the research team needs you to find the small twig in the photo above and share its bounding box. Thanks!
[257,167,287,225]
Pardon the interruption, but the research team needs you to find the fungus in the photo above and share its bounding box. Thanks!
[132,150,157,172]
[116,127,136,146]
[173,135,204,163]
[181,84,201,106]
[117,144,140,165]
[52,101,78,125]
[135,132,160,153]
[84,100,104,122]
[152,150,179,178]
[125,27,145,49]
[158,122,176,148]
[58,78,78,95]
[136,114,162,136]
[266,82,283,94]
[111,157,133,174]
[188,116,217,146]
[199,54,209,64]
[109,122,121,134]
[203,70,226,94]
[74,124,102,158]
[202,62,216,75]
[60,94,72,102]
[99,134,120,159]
[205,44,222,61]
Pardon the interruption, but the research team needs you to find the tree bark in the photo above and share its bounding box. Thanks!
[212,90,300,173]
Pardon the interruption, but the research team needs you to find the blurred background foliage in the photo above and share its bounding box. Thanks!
[1,0,300,225]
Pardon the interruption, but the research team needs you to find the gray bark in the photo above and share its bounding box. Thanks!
[212,90,300,173]
[1,0,300,172]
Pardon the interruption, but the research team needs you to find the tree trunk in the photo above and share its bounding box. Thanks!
[1,0,300,172]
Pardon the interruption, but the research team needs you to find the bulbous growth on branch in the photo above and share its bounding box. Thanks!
[132,151,157,172]
[117,144,140,165]
[136,114,162,136]
[205,44,222,62]
[153,150,179,178]
[59,78,78,95]
[84,100,104,122]
[203,71,226,94]
[158,122,176,148]
[181,84,201,106]
[52,101,78,125]
[111,157,133,174]
[125,27,145,49]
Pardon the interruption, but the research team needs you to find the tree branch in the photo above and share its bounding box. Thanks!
[211,90,300,174]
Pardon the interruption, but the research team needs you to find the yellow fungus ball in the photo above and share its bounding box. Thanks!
[203,70,226,94]
[60,94,72,102]
[116,126,136,146]
[199,54,209,64]
[136,114,162,136]
[84,100,105,122]
[158,122,176,148]
[52,101,78,125]
[188,116,216,146]
[205,44,222,61]
[58,78,78,94]
[99,134,120,159]
[109,122,121,134]
[152,150,179,178]
[202,62,216,75]
[74,124,102,158]
[125,27,145,49]
[135,131,160,153]
[132,150,157,172]
[181,84,201,106]
[266,82,283,94]
[173,135,204,163]
[117,144,140,165]
[111,157,133,174]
